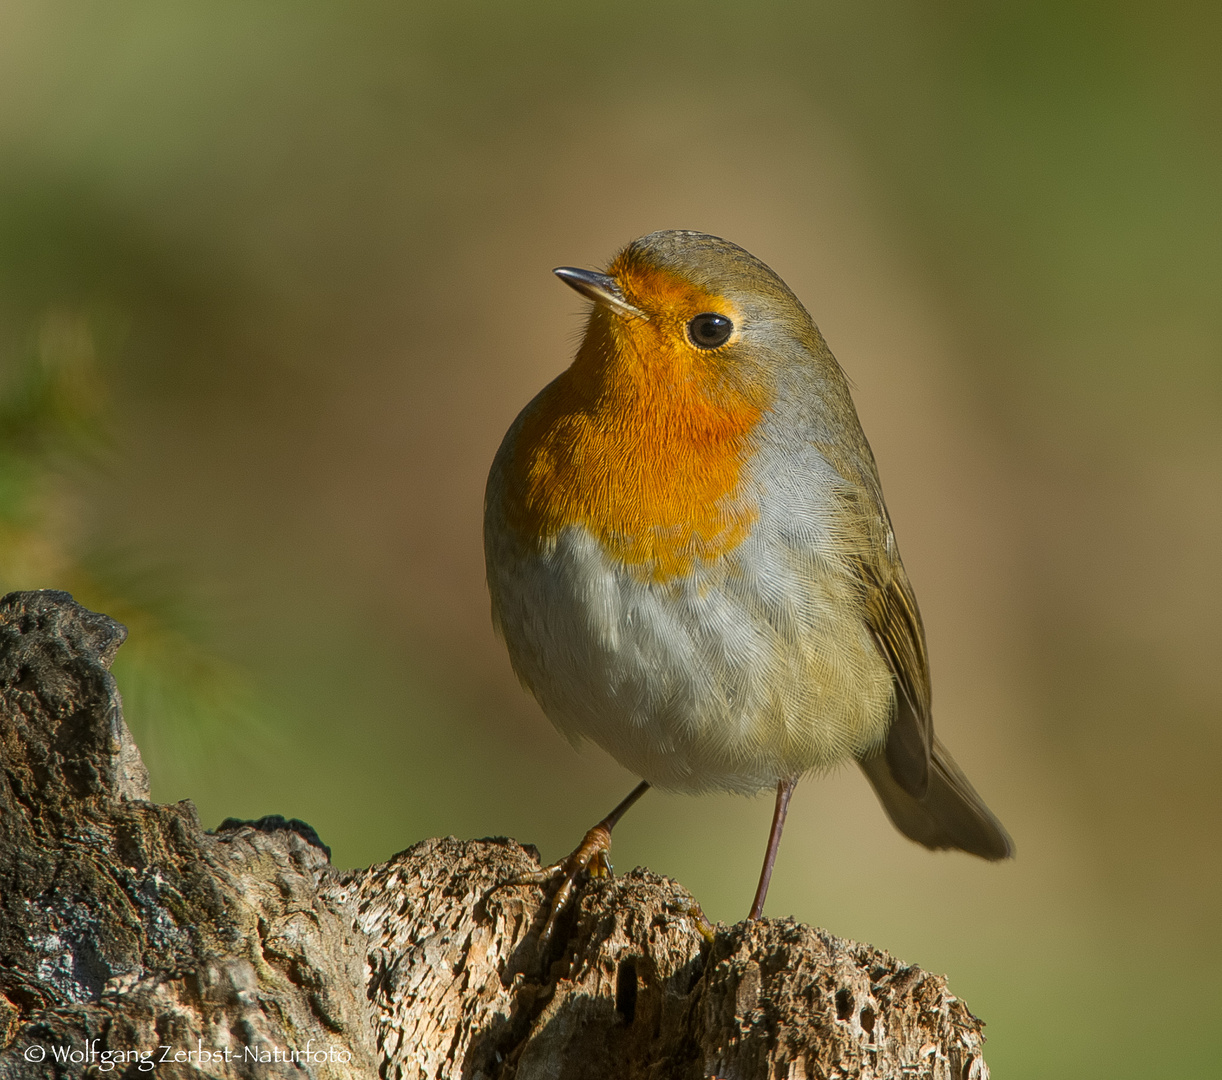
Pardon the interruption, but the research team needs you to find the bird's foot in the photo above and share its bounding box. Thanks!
[500,822,614,950]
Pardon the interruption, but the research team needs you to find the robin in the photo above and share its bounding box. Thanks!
[484,230,1012,938]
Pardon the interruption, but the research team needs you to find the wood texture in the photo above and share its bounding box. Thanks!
[0,591,991,1079]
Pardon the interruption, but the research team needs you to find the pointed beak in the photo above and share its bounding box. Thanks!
[553,267,646,319]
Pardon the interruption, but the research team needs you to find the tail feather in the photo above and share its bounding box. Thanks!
[859,736,1013,861]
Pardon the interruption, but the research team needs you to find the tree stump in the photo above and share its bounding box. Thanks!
[0,591,991,1079]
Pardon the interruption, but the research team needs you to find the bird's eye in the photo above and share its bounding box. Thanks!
[686,312,734,349]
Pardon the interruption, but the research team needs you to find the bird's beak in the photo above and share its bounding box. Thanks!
[553,267,647,320]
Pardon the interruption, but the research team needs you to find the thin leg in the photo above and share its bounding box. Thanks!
[502,780,650,949]
[599,779,652,834]
[748,777,797,920]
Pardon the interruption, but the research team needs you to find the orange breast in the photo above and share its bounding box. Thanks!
[505,290,766,583]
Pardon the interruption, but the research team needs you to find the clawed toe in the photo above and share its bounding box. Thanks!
[496,823,613,950]
[491,781,650,952]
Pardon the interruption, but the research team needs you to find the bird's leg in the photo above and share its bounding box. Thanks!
[748,777,798,920]
[504,780,650,948]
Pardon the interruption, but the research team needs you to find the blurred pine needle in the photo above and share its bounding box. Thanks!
[0,305,262,788]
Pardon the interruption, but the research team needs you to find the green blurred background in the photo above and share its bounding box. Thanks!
[1,1,1218,1074]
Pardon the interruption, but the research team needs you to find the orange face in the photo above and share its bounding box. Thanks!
[505,253,769,582]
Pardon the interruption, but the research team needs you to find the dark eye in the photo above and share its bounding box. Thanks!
[686,312,734,349]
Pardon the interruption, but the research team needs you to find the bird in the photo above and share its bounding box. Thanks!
[484,229,1012,937]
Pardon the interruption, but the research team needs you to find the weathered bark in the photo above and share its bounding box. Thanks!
[0,591,991,1079]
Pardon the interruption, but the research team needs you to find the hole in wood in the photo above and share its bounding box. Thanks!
[616,959,638,1025]
[860,1005,876,1035]
[835,988,853,1020]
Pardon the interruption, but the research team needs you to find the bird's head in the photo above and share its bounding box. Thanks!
[554,229,827,401]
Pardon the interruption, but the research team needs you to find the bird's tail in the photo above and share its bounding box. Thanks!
[858,737,1013,860]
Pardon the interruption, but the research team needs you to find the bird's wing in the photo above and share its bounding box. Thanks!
[860,551,933,798]
[828,463,934,799]
[805,365,1009,856]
